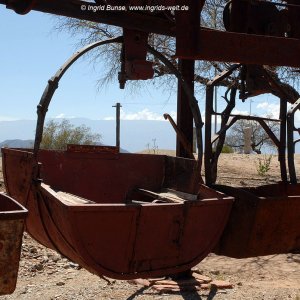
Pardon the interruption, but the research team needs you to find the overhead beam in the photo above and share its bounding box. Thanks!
[2,0,300,67]
[1,0,173,35]
[194,29,300,68]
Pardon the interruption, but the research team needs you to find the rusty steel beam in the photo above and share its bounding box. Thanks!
[2,1,300,67]
[194,30,300,68]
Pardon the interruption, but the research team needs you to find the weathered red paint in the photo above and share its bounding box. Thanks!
[0,193,27,295]
[123,29,154,80]
[2,147,233,279]
[214,184,300,258]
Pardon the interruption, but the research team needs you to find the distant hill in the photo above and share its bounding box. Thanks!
[0,119,176,152]
[0,139,129,153]
[0,139,34,149]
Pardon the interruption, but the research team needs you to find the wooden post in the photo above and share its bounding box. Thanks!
[113,102,122,149]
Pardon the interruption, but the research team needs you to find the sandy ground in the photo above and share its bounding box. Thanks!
[0,154,299,300]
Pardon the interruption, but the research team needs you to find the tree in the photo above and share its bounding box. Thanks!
[225,118,280,154]
[40,119,101,150]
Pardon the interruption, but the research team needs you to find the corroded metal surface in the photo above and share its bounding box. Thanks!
[214,184,300,258]
[0,193,27,295]
[2,147,233,279]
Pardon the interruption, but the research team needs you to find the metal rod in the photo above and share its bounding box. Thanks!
[205,86,214,186]
[164,114,194,159]
[213,113,280,123]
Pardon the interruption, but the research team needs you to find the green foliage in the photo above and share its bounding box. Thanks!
[40,119,101,150]
[256,155,273,176]
[212,144,234,154]
[221,145,234,153]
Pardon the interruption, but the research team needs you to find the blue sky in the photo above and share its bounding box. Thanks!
[0,6,290,126]
[0,7,178,122]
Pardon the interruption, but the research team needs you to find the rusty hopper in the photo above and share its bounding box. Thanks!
[214,184,300,258]
[2,147,233,279]
[0,193,27,295]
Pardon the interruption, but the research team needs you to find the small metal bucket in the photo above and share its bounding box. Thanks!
[0,193,27,295]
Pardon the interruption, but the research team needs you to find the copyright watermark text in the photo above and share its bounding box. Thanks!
[80,4,189,12]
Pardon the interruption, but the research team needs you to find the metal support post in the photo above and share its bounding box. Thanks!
[113,102,122,149]
[205,85,214,186]
[176,59,194,158]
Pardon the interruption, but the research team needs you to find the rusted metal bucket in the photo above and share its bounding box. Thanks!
[0,193,27,295]
[2,146,233,279]
[214,184,300,258]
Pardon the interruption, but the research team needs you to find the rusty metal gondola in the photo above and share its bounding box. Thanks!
[1,37,233,280]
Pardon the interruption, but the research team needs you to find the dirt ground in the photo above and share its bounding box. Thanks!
[0,154,300,300]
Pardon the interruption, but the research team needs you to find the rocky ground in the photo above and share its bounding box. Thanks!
[0,154,300,300]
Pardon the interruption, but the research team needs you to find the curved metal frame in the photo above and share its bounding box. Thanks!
[34,36,123,155]
[33,37,204,171]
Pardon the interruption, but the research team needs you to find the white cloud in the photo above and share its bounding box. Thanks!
[256,102,280,118]
[104,109,177,121]
[0,116,18,121]
[53,113,75,119]
[232,109,249,116]
[232,108,249,116]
